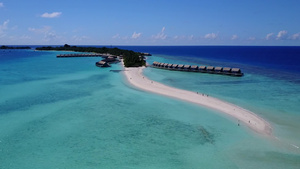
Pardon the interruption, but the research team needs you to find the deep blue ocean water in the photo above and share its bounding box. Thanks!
[0,46,300,169]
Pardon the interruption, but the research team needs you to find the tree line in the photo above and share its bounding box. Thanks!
[1,45,31,49]
[36,44,146,67]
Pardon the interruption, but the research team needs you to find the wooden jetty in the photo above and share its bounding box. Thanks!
[57,53,115,58]
[152,61,244,77]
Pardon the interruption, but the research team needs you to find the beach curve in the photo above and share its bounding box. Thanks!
[123,66,272,136]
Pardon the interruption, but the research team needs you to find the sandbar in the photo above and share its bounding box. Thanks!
[123,66,272,136]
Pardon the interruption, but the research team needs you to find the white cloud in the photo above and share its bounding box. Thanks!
[188,35,195,40]
[173,35,195,41]
[41,12,62,18]
[231,35,238,40]
[290,33,300,40]
[131,32,142,39]
[152,27,167,40]
[0,20,9,36]
[20,35,31,40]
[28,26,51,33]
[112,34,120,39]
[0,2,4,8]
[44,32,56,40]
[265,33,274,40]
[174,35,186,40]
[72,35,89,41]
[28,26,58,41]
[204,33,218,39]
[276,30,288,40]
[0,20,9,30]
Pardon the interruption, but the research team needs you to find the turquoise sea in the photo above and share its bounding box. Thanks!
[0,47,300,169]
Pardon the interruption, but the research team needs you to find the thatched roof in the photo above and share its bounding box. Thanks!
[178,64,184,68]
[215,67,223,71]
[98,61,106,65]
[172,64,178,68]
[96,60,110,67]
[231,68,241,73]
[199,66,206,70]
[223,67,231,72]
[105,56,116,62]
[159,63,165,66]
[167,63,173,67]
[184,65,191,69]
[207,66,215,71]
[191,65,198,69]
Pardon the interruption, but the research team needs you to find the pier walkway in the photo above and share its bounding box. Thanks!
[57,53,115,58]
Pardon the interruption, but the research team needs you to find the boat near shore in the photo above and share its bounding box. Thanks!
[152,61,244,77]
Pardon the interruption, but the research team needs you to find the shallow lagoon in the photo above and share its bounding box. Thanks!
[0,48,299,168]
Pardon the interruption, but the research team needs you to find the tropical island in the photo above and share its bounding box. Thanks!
[36,44,146,67]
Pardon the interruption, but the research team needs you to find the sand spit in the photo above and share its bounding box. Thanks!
[123,66,272,136]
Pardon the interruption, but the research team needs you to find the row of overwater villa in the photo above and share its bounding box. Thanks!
[152,61,244,77]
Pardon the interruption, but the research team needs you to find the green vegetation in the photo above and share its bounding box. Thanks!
[123,50,146,67]
[36,44,146,67]
[0,45,31,49]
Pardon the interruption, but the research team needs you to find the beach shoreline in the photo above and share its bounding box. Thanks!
[122,65,272,136]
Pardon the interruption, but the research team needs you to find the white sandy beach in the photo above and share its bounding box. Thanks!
[123,66,272,136]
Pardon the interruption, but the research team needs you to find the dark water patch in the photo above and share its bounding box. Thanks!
[198,126,215,144]
[122,116,215,146]
[0,76,50,85]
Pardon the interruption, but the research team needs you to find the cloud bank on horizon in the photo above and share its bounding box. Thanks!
[0,0,299,45]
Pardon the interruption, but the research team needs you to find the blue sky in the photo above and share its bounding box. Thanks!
[0,0,299,45]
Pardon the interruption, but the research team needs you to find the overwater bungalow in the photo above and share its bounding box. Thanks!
[172,64,178,69]
[153,61,159,66]
[199,66,206,71]
[106,56,116,61]
[151,61,243,77]
[231,68,243,76]
[102,56,117,63]
[167,63,173,68]
[223,67,231,73]
[183,65,191,70]
[177,64,184,70]
[207,66,215,72]
[95,61,110,67]
[215,67,223,72]
[231,68,241,73]
[190,65,198,71]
